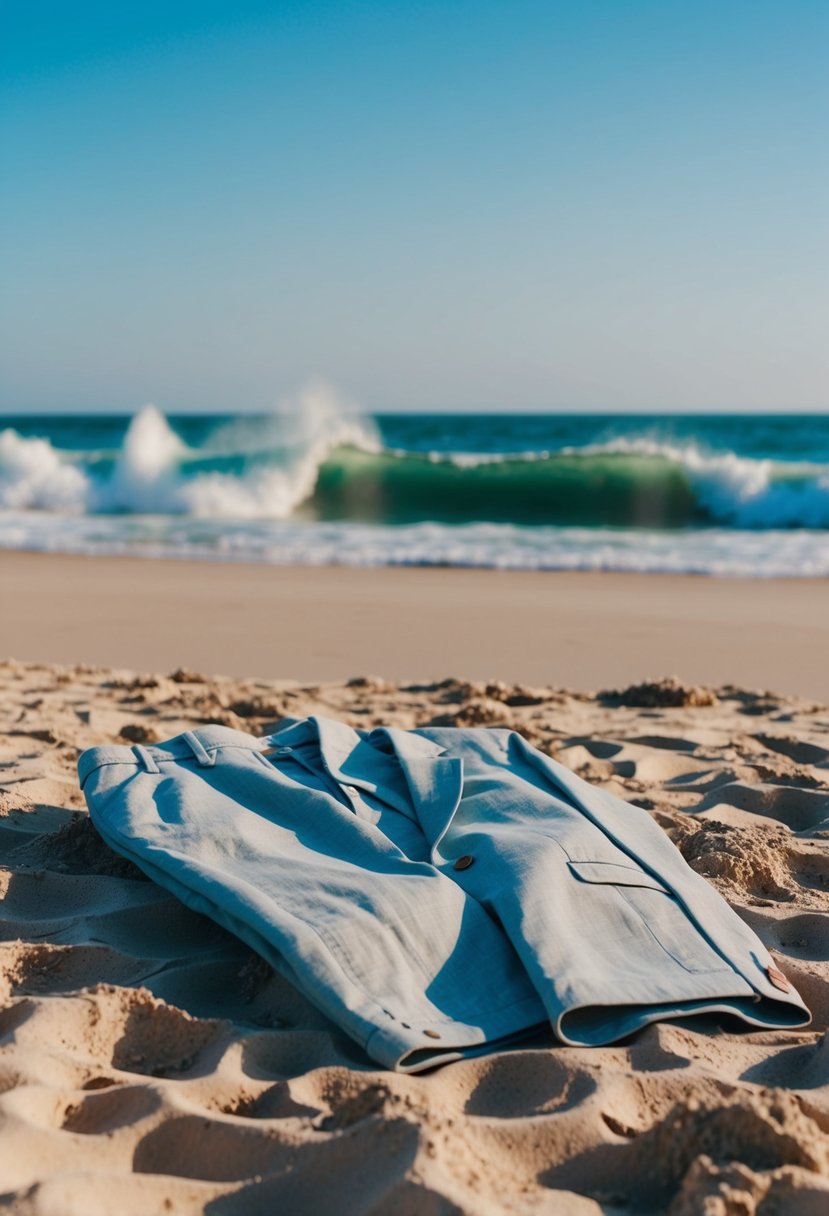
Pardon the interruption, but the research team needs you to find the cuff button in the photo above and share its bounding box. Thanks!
[767,964,791,992]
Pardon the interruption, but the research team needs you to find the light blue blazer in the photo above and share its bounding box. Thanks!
[78,717,809,1071]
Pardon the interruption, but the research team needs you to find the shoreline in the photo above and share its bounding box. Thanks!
[4,549,829,697]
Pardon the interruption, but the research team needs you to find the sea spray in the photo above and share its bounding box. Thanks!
[179,381,380,519]
[79,382,381,519]
[0,427,90,511]
[103,404,187,513]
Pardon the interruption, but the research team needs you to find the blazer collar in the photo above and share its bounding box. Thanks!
[267,716,462,840]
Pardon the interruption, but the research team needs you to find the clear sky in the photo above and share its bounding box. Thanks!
[2,1,827,413]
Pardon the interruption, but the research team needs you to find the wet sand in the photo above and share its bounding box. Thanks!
[2,552,829,697]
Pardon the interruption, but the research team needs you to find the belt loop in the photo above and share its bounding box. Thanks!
[183,730,216,767]
[132,744,160,774]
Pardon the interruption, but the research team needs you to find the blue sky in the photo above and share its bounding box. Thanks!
[2,1,827,413]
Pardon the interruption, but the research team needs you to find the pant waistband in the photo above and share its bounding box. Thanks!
[77,724,269,789]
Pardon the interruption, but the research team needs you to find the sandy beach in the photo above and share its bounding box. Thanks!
[3,552,829,698]
[5,0,826,1206]
[1,652,828,1212]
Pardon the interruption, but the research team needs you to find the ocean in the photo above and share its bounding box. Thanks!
[2,397,829,577]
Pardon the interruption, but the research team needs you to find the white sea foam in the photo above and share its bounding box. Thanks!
[0,428,90,511]
[101,404,187,513]
[1,512,828,577]
[428,449,552,468]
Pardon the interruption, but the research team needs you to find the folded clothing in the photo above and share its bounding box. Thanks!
[78,716,810,1071]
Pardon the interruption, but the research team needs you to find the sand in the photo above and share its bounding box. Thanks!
[1,658,829,1213]
[4,552,829,698]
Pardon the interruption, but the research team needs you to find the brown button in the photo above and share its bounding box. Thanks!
[423,1029,441,1039]
[454,855,474,872]
[767,965,791,993]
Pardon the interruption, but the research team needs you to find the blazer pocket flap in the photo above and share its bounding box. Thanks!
[568,859,671,894]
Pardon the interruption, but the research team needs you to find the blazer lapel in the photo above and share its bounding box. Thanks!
[315,716,419,820]
[368,727,464,856]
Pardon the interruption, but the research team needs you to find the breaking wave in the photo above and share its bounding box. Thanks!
[309,442,829,528]
[3,406,829,531]
[0,384,381,520]
[2,394,829,583]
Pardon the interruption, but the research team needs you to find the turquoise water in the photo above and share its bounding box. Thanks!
[2,404,829,575]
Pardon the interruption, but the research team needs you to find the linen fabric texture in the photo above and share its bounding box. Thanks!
[78,717,810,1072]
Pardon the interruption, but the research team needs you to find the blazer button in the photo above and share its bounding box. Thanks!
[454,855,474,871]
[423,1029,441,1039]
